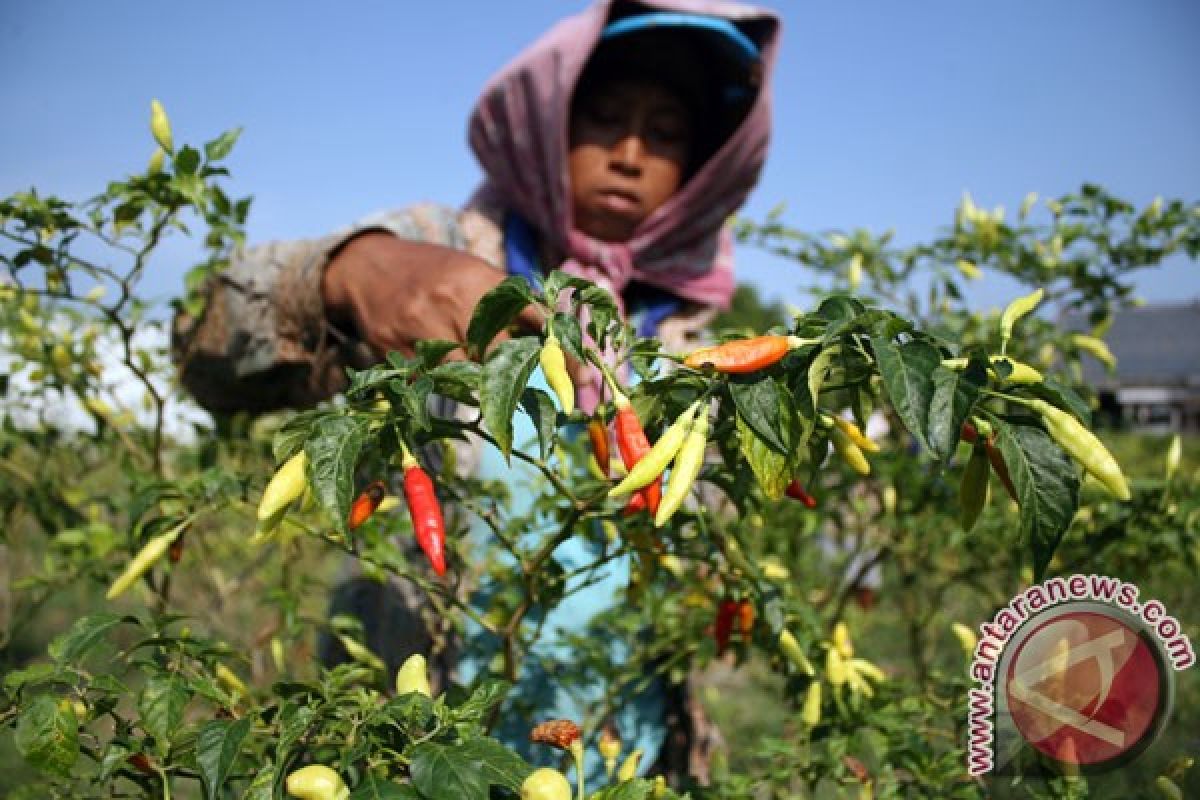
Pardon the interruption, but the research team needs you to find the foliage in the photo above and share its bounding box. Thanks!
[2,108,1199,799]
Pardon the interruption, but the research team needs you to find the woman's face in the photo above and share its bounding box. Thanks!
[568,78,693,242]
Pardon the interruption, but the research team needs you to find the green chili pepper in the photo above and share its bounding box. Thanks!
[959,446,990,531]
[608,400,700,498]
[654,409,709,527]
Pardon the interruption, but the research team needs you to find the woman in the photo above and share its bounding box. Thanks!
[172,0,780,784]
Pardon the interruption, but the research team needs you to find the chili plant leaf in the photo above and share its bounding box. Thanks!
[139,674,187,758]
[196,717,252,800]
[736,412,790,499]
[306,415,370,534]
[995,418,1081,580]
[520,388,557,461]
[409,742,489,800]
[730,376,791,455]
[481,337,541,461]
[15,695,78,778]
[871,334,940,452]
[466,277,535,359]
[48,612,127,664]
[349,776,420,799]
[927,359,987,461]
[457,736,533,792]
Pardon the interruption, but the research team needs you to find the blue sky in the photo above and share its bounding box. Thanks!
[2,1,1198,313]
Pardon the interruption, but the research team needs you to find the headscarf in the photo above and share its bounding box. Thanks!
[467,0,780,309]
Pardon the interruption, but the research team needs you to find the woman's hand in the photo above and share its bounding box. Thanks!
[321,231,542,360]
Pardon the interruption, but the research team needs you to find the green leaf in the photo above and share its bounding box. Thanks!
[15,695,79,777]
[520,388,557,460]
[48,612,127,664]
[305,415,370,533]
[872,335,939,452]
[404,375,435,434]
[589,780,656,800]
[174,145,201,176]
[204,127,243,162]
[542,270,592,305]
[454,680,511,724]
[456,737,532,792]
[241,763,277,800]
[408,742,488,800]
[927,361,985,461]
[273,410,322,463]
[196,717,252,800]
[465,277,535,358]
[416,339,463,368]
[576,285,619,345]
[481,337,541,460]
[995,419,1081,579]
[349,776,420,799]
[426,361,481,405]
[4,663,62,691]
[736,412,790,499]
[139,674,187,758]
[550,311,585,362]
[730,377,791,455]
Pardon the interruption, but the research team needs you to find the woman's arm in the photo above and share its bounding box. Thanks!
[171,206,540,416]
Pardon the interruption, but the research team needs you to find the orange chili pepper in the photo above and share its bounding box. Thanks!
[348,480,387,530]
[588,418,610,477]
[684,335,810,374]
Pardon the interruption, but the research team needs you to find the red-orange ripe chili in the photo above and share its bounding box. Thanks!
[168,532,185,564]
[684,335,811,374]
[785,479,818,508]
[714,599,739,654]
[348,480,387,530]
[613,400,661,515]
[401,450,446,576]
[588,418,610,477]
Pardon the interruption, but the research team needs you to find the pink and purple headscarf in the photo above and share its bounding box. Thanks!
[467,0,780,310]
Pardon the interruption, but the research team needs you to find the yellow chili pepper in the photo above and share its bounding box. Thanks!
[951,623,978,656]
[106,521,188,600]
[832,622,854,659]
[608,401,699,498]
[1023,398,1130,501]
[826,646,848,688]
[149,99,173,153]
[285,765,348,800]
[942,356,1043,384]
[956,259,982,280]
[598,729,621,778]
[395,653,432,698]
[831,416,880,453]
[215,664,248,697]
[258,451,308,523]
[654,409,709,527]
[802,680,822,728]
[616,749,643,782]
[540,331,574,415]
[830,426,870,476]
[1000,288,1044,344]
[1165,435,1182,482]
[1071,333,1116,371]
[148,147,165,175]
[779,629,815,675]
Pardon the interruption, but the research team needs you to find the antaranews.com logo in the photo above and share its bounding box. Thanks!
[966,574,1195,776]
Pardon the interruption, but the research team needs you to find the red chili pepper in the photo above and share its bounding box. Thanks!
[622,491,647,517]
[785,479,818,508]
[961,422,1017,502]
[401,450,446,576]
[348,479,387,530]
[588,418,610,477]
[683,335,805,374]
[129,752,156,775]
[714,599,739,654]
[168,532,185,564]
[613,402,661,515]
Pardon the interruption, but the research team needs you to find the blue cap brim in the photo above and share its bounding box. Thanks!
[600,12,760,68]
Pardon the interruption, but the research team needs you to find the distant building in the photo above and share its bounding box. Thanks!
[1070,302,1200,432]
